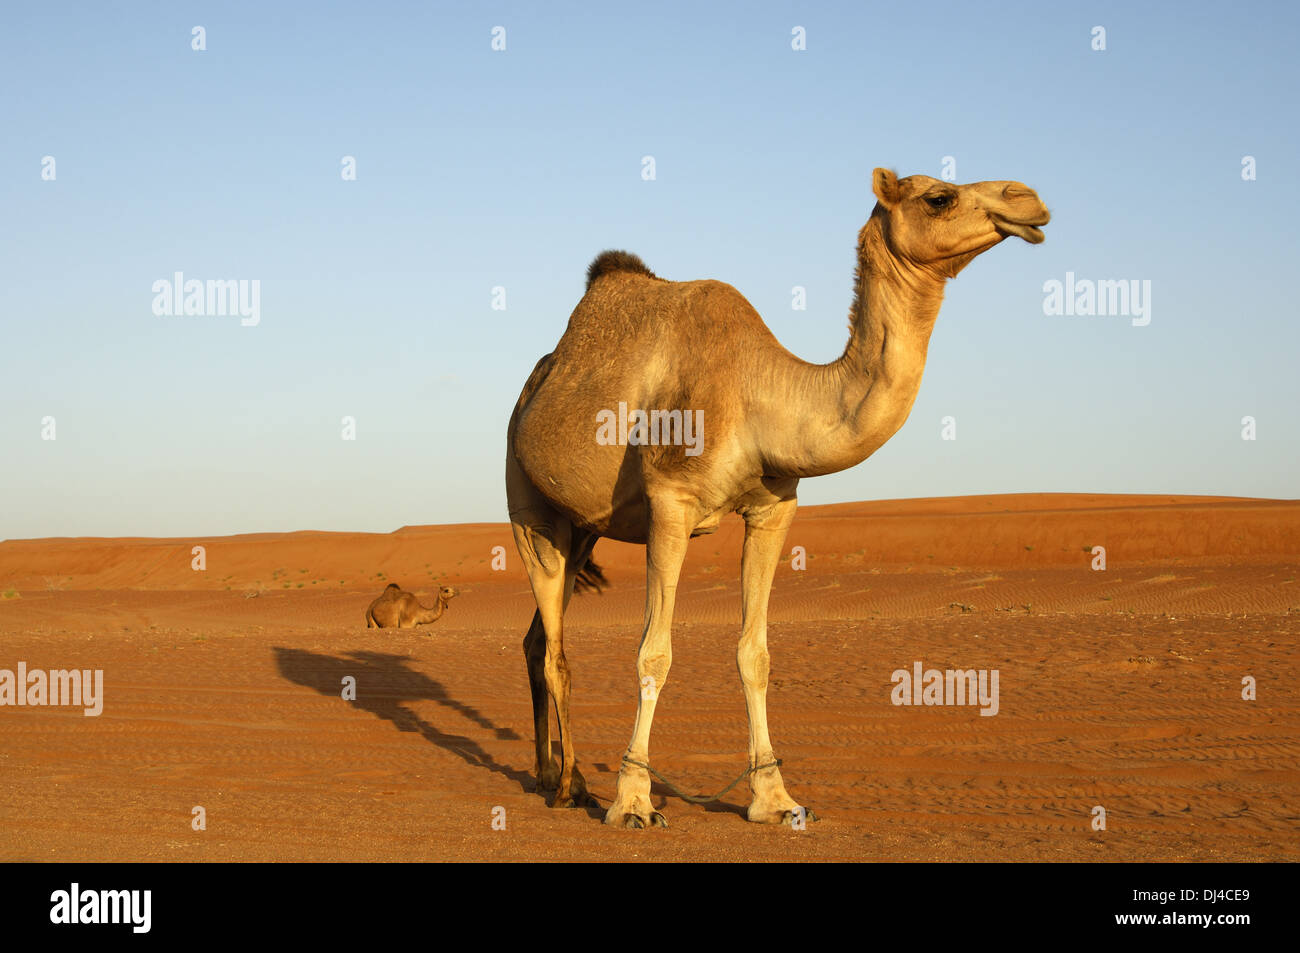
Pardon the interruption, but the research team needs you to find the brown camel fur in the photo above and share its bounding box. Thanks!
[365,583,458,629]
[506,168,1050,827]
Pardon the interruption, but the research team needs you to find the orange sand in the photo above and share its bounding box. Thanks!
[1,494,1296,860]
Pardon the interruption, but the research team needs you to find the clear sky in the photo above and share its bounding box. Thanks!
[2,1,1296,539]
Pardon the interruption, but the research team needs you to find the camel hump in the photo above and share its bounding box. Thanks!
[585,250,657,291]
[385,582,400,590]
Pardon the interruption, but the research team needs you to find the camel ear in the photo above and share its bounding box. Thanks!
[872,168,901,208]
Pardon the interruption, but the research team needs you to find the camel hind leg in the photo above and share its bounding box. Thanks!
[511,511,597,808]
[521,610,556,789]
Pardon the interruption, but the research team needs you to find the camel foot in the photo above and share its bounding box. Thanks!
[539,762,593,806]
[603,791,667,828]
[605,760,660,828]
[747,803,817,825]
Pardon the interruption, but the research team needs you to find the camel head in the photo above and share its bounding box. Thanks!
[438,586,458,603]
[870,168,1050,279]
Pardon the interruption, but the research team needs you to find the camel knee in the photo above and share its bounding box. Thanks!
[737,642,770,691]
[637,650,672,693]
[513,521,570,581]
[543,652,571,692]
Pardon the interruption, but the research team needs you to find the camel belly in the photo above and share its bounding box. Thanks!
[510,366,759,543]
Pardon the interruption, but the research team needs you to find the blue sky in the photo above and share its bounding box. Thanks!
[2,1,1296,539]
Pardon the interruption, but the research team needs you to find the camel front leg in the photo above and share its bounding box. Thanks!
[605,503,690,828]
[738,497,810,824]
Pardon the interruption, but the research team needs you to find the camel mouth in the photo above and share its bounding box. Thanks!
[992,217,1047,244]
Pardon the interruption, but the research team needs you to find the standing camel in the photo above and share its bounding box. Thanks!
[506,168,1049,827]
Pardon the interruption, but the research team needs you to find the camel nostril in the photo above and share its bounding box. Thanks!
[1003,185,1035,200]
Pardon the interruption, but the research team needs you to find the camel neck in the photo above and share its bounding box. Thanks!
[761,216,945,478]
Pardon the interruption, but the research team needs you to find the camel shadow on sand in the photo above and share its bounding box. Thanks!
[272,647,536,793]
[273,647,743,819]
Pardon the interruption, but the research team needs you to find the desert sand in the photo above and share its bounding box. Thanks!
[1,493,1297,861]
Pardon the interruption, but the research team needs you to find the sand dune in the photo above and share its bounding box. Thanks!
[2,493,1296,592]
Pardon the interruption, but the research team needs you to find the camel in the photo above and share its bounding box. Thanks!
[365,583,458,629]
[506,168,1049,827]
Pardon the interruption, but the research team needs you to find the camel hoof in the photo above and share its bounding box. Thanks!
[609,811,668,829]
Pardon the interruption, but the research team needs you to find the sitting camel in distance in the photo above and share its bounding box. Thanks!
[365,583,458,628]
[507,167,1050,828]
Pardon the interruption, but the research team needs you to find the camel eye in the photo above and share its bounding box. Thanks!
[924,194,954,210]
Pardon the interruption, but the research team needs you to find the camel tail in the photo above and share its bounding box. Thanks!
[573,559,608,595]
